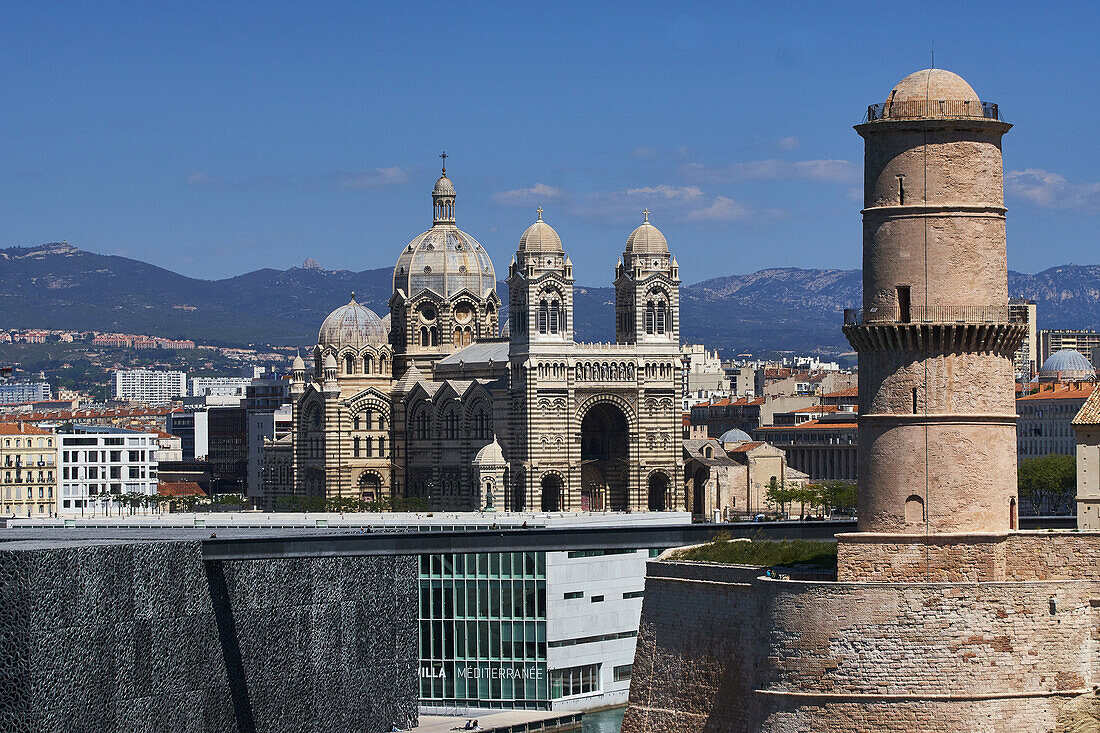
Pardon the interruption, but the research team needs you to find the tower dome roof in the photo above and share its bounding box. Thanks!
[318,295,387,350]
[434,174,455,196]
[518,210,563,252]
[292,353,305,370]
[625,212,668,254]
[888,68,979,104]
[1039,349,1095,381]
[473,436,506,466]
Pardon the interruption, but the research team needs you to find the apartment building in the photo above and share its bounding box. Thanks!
[0,422,57,517]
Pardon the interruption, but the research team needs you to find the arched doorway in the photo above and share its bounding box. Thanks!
[512,472,526,512]
[359,472,382,502]
[648,472,670,512]
[692,466,708,517]
[540,474,562,512]
[580,401,630,511]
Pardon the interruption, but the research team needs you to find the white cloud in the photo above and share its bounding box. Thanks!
[686,196,751,221]
[682,158,858,184]
[778,136,799,150]
[492,183,565,206]
[333,166,411,189]
[624,185,704,201]
[1006,168,1100,212]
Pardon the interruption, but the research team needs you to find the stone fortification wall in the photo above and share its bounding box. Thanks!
[838,531,1100,583]
[623,558,1100,733]
[0,541,418,733]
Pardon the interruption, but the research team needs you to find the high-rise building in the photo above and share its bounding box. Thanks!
[1009,298,1037,380]
[1039,329,1100,366]
[0,379,51,405]
[112,369,187,404]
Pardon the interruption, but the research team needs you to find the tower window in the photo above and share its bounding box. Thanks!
[645,301,655,334]
[911,387,918,414]
[549,300,559,334]
[538,300,549,334]
[897,285,911,323]
[897,174,905,205]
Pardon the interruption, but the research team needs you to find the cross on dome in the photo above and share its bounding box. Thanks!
[536,206,543,220]
[439,151,448,174]
[643,209,650,222]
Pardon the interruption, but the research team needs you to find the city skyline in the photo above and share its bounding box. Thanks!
[3,1,1099,284]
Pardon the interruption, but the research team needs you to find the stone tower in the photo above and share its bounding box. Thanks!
[843,68,1025,536]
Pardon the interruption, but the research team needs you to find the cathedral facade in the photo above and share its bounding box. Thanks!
[282,165,682,512]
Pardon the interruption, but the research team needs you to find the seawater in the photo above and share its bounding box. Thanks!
[582,707,624,733]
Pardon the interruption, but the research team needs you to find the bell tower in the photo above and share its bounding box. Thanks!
[615,211,680,347]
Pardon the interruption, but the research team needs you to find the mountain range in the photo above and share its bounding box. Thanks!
[1,243,1098,357]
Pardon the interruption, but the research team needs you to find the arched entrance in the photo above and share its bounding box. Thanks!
[648,472,670,512]
[358,472,382,502]
[691,466,708,517]
[580,401,630,511]
[540,474,562,512]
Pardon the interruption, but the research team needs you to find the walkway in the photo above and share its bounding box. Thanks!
[408,710,583,733]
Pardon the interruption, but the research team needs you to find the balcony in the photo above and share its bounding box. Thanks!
[844,304,1010,326]
[863,100,1002,123]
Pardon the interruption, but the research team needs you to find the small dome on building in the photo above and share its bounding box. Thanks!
[473,436,505,466]
[323,352,338,370]
[434,173,455,196]
[1039,349,1095,382]
[291,352,305,370]
[318,295,387,350]
[518,210,563,252]
[888,68,980,104]
[718,428,752,444]
[625,212,668,254]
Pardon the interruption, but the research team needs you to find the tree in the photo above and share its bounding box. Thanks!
[818,480,857,516]
[1018,454,1076,515]
[764,476,794,517]
[792,485,822,519]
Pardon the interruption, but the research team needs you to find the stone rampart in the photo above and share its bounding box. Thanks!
[623,555,1100,733]
[0,540,418,733]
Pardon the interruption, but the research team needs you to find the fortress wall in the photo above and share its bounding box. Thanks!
[1006,532,1100,580]
[623,558,1100,733]
[620,561,765,733]
[0,541,418,733]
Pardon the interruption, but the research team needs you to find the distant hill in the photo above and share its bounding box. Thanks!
[1,243,1098,356]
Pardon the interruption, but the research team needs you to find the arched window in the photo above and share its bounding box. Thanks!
[365,436,374,457]
[656,301,667,334]
[645,301,655,334]
[363,355,373,374]
[430,327,440,346]
[453,328,462,347]
[549,300,559,333]
[353,436,361,458]
[538,300,549,334]
[414,410,430,441]
[344,354,355,374]
[378,436,386,456]
[419,326,429,346]
[380,354,388,374]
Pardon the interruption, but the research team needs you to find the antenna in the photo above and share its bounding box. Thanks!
[931,41,935,69]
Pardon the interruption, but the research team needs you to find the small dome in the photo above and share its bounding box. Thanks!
[625,215,668,254]
[434,174,455,196]
[292,353,305,370]
[718,428,752,444]
[318,296,387,350]
[1039,349,1095,381]
[518,211,563,252]
[888,68,979,104]
[473,436,505,466]
[323,352,338,369]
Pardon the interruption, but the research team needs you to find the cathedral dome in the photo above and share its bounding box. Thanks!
[625,213,668,254]
[518,210,563,252]
[888,68,979,104]
[318,295,387,350]
[718,428,752,444]
[393,167,496,300]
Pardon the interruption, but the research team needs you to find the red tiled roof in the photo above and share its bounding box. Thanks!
[757,419,858,430]
[0,422,52,435]
[158,481,206,497]
[727,441,765,452]
[823,387,859,398]
[1017,385,1096,401]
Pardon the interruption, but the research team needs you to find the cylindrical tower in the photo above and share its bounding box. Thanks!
[844,69,1026,534]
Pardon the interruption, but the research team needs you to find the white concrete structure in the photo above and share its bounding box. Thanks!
[57,425,159,514]
[189,377,251,399]
[112,369,186,404]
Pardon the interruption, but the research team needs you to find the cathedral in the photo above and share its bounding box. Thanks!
[281,162,683,512]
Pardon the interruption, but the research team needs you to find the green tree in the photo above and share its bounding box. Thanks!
[819,480,857,516]
[765,476,793,517]
[1018,453,1076,515]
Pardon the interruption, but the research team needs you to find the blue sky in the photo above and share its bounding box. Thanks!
[2,1,1098,284]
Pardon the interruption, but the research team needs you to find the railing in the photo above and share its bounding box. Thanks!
[864,99,1001,123]
[845,304,1011,325]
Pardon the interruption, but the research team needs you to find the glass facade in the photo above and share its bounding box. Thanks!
[419,551,549,709]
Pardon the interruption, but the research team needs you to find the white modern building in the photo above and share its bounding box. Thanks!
[57,424,160,514]
[190,377,252,399]
[246,404,293,501]
[112,369,187,405]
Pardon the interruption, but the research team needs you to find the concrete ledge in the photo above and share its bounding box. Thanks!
[755,688,1088,701]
